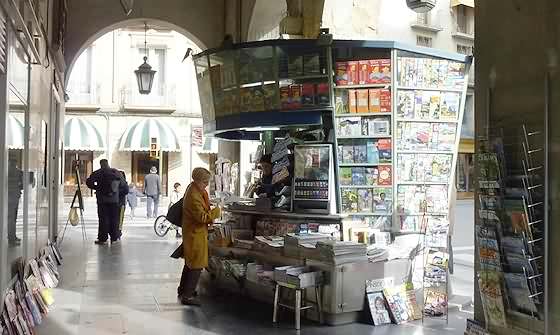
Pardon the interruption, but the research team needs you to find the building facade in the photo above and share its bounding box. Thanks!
[64,27,210,198]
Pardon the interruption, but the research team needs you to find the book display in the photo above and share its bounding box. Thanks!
[195,39,470,328]
[474,127,545,333]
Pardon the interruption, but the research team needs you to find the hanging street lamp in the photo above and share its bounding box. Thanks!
[135,22,156,95]
[406,0,437,13]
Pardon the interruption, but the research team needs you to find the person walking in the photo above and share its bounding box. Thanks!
[7,160,23,246]
[169,182,183,238]
[144,166,161,218]
[86,159,128,245]
[178,168,221,306]
[126,184,142,219]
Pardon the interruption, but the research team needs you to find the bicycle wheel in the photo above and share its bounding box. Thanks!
[154,215,171,237]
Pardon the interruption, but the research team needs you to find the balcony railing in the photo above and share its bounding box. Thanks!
[123,84,176,108]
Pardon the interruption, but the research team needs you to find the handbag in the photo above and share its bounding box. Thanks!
[166,200,183,227]
[170,243,183,259]
[68,208,79,226]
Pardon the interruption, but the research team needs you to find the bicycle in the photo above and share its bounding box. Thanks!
[153,215,182,238]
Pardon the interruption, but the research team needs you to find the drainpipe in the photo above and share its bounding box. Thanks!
[100,112,111,165]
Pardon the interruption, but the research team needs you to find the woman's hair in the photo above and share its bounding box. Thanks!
[192,167,211,182]
[173,182,181,189]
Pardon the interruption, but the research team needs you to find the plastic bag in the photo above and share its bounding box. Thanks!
[68,208,79,226]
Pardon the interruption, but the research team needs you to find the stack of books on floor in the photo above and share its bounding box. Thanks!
[314,240,368,265]
[283,233,334,258]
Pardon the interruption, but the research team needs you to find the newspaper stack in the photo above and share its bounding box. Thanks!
[315,240,368,265]
[283,233,333,258]
[253,236,284,255]
[366,245,389,263]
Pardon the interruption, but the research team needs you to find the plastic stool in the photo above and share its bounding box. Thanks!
[272,281,323,330]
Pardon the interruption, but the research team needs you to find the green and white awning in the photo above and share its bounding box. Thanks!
[7,114,24,149]
[119,119,181,152]
[64,117,105,151]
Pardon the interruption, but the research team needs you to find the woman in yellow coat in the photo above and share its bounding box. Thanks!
[178,167,220,306]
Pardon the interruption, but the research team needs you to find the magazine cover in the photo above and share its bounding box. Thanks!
[369,89,381,113]
[370,117,391,136]
[429,92,441,119]
[377,139,392,162]
[477,153,501,188]
[440,92,460,121]
[503,198,531,239]
[397,154,452,182]
[373,188,392,214]
[434,123,457,151]
[401,283,422,320]
[342,145,354,163]
[358,189,374,213]
[383,287,410,324]
[396,122,433,151]
[339,167,352,186]
[342,189,358,213]
[380,89,391,112]
[377,166,392,186]
[337,117,362,136]
[417,91,431,119]
[365,168,379,186]
[335,62,348,86]
[397,90,415,118]
[352,167,366,185]
[367,141,380,164]
[335,90,349,114]
[504,273,539,314]
[354,143,368,163]
[423,288,448,317]
[367,292,392,325]
[478,270,507,328]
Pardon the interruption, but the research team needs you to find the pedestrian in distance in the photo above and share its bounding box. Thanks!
[169,182,183,238]
[178,168,221,306]
[7,160,23,246]
[126,183,143,219]
[144,166,161,218]
[86,159,129,245]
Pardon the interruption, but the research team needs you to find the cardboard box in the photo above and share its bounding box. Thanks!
[335,62,348,86]
[356,89,369,113]
[347,89,357,113]
[380,89,391,112]
[369,89,381,113]
[347,61,359,85]
[358,60,370,85]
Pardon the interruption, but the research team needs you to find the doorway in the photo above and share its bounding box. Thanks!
[131,151,168,196]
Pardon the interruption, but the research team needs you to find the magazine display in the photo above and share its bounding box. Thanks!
[397,90,460,121]
[397,57,466,89]
[396,122,457,152]
[366,291,392,325]
[397,153,452,183]
[397,185,448,215]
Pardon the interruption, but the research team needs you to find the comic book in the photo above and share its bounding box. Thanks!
[478,270,507,328]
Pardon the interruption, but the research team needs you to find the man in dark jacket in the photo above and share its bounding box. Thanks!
[7,160,23,246]
[86,159,128,245]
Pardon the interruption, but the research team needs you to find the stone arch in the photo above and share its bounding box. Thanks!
[65,0,225,83]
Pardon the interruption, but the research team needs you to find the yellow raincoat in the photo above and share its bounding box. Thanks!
[182,183,220,269]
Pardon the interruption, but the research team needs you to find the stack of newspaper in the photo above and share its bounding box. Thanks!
[315,240,368,265]
[283,233,333,258]
[253,236,284,255]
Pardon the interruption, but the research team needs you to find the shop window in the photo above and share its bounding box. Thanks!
[416,35,433,48]
[131,151,168,196]
[63,151,93,197]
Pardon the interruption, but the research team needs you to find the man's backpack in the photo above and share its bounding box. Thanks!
[99,171,121,204]
[166,200,183,227]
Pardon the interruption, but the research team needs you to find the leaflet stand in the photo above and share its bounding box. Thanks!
[60,165,87,243]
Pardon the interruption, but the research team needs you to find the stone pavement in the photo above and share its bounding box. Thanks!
[36,198,475,335]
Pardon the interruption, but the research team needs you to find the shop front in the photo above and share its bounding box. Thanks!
[118,118,181,196]
[194,38,471,327]
[63,117,105,197]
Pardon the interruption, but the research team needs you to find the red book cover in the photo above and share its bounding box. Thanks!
[358,60,370,85]
[280,86,291,109]
[316,83,330,105]
[290,85,302,108]
[379,59,392,84]
[377,166,392,186]
[336,62,348,86]
[347,61,359,85]
[302,83,316,106]
[379,88,391,112]
[368,59,381,84]
[348,89,357,113]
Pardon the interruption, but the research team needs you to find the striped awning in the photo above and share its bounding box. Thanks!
[450,0,474,7]
[119,119,181,152]
[64,117,105,151]
[7,114,24,149]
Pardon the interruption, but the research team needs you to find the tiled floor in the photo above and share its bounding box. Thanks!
[38,212,473,335]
